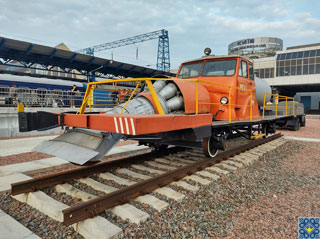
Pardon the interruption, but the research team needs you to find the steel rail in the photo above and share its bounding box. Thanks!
[62,133,282,225]
[11,147,181,195]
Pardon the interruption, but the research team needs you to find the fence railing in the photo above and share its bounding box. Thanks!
[0,86,116,108]
[262,92,295,119]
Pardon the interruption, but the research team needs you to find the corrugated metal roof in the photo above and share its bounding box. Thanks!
[0,36,175,80]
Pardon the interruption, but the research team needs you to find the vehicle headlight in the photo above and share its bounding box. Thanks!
[220,97,229,104]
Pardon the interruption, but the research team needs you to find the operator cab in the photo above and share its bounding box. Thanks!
[176,48,254,81]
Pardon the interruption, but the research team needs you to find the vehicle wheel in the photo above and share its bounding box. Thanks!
[153,144,168,152]
[202,137,218,158]
[300,117,306,127]
[290,119,300,131]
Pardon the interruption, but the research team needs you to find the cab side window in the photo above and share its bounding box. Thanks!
[238,60,248,78]
[249,64,254,80]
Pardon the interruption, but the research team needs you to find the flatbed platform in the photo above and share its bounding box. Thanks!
[211,115,297,128]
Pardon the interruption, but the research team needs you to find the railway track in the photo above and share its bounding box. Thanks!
[10,133,284,238]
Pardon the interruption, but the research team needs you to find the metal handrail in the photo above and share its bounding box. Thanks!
[78,78,254,123]
[262,92,295,119]
[0,86,113,108]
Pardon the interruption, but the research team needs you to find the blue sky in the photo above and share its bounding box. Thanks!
[0,0,320,70]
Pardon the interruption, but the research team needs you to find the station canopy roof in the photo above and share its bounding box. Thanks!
[0,36,175,81]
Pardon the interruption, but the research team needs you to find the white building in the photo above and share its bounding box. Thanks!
[228,39,320,113]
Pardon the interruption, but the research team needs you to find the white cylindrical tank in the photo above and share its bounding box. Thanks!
[254,77,271,106]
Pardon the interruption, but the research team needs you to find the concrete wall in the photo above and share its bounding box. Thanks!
[0,107,111,137]
[295,92,320,110]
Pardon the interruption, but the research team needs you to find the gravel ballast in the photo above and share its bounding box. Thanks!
[120,140,319,238]
[0,120,319,238]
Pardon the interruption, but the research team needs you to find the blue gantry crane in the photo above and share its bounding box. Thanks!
[78,29,170,72]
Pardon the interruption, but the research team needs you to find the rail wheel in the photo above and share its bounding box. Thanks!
[202,137,218,158]
[153,144,168,152]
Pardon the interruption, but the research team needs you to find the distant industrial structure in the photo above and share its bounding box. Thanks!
[77,29,170,72]
[229,38,320,113]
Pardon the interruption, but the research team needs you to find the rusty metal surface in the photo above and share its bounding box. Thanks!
[62,133,282,226]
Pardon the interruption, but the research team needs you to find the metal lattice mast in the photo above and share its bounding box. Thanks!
[157,29,170,72]
[78,29,170,72]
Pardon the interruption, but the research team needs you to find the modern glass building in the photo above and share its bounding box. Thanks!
[253,43,320,113]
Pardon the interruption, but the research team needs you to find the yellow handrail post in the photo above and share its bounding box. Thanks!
[145,79,165,115]
[262,93,266,120]
[285,97,287,116]
[228,87,231,123]
[195,80,199,115]
[275,95,278,118]
[250,90,252,122]
[120,82,141,114]
[78,84,94,114]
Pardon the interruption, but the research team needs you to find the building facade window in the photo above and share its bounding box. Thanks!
[254,67,274,78]
[276,49,320,77]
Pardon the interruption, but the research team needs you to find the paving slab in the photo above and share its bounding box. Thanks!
[183,175,211,185]
[0,135,57,156]
[131,164,164,175]
[146,161,176,171]
[0,209,40,239]
[109,144,148,155]
[111,204,149,224]
[154,187,185,201]
[171,181,199,192]
[135,194,169,212]
[207,166,230,175]
[116,168,151,180]
[99,172,136,186]
[0,173,32,192]
[196,170,220,180]
[0,157,68,177]
[79,177,117,193]
[284,136,320,142]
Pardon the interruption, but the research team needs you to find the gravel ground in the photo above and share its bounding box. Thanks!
[278,118,320,138]
[0,152,51,166]
[120,140,319,239]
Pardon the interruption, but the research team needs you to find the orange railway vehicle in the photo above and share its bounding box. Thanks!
[18,48,305,165]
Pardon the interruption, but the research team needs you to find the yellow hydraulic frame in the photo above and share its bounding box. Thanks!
[77,78,254,123]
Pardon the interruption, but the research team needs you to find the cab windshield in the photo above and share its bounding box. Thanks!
[202,59,236,76]
[177,62,202,78]
[177,59,237,78]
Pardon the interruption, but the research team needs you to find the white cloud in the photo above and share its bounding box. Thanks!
[295,12,311,20]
